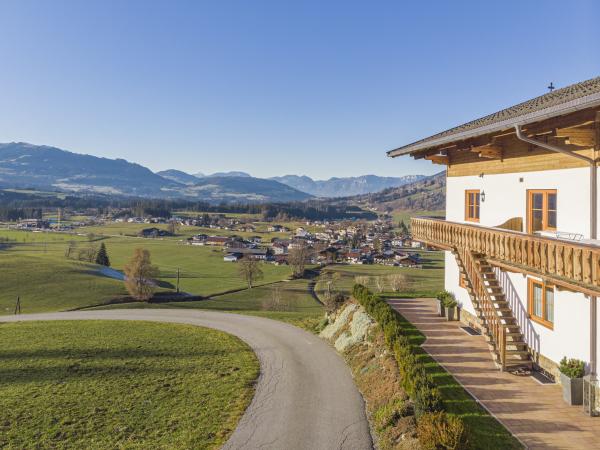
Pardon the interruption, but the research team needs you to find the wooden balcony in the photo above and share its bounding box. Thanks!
[412,217,600,296]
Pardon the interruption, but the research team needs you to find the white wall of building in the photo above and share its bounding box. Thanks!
[444,167,598,366]
[445,167,592,237]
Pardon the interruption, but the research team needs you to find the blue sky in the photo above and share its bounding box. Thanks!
[1,1,599,179]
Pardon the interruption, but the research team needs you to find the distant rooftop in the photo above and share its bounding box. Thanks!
[388,76,600,157]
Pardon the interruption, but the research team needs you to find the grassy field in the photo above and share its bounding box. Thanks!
[394,310,522,449]
[391,209,445,228]
[315,252,444,300]
[0,254,127,314]
[0,228,294,315]
[92,278,324,329]
[0,320,259,449]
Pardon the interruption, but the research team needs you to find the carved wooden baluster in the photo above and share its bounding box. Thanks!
[583,249,592,285]
[573,248,583,282]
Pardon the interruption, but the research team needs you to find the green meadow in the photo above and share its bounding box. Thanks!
[0,227,293,315]
[93,278,324,329]
[0,320,259,449]
[315,251,444,300]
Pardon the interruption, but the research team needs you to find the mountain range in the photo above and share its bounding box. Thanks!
[269,174,425,197]
[348,171,446,211]
[0,142,428,204]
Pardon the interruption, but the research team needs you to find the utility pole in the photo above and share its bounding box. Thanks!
[176,268,180,294]
[14,296,21,315]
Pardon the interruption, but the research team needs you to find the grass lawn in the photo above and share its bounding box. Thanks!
[0,228,294,315]
[315,252,444,300]
[0,254,127,315]
[391,210,445,228]
[0,320,259,449]
[92,278,324,330]
[394,311,522,449]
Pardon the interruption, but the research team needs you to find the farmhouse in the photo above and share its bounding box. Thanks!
[204,236,231,246]
[389,77,600,397]
[138,227,171,238]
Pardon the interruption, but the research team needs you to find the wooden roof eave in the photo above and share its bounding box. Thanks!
[388,93,600,159]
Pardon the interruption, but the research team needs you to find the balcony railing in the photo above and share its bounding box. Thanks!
[411,217,600,295]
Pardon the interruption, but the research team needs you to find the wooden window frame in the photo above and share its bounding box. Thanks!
[527,278,554,330]
[464,190,480,223]
[526,189,557,234]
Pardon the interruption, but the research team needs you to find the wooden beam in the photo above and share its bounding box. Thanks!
[522,107,598,136]
[471,144,503,159]
[554,126,596,148]
[425,154,449,165]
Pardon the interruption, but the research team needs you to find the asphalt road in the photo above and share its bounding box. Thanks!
[0,309,373,450]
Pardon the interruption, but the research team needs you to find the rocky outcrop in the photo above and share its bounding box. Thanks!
[320,302,375,352]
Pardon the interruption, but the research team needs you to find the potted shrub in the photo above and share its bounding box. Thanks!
[435,291,447,317]
[443,293,458,321]
[559,357,585,405]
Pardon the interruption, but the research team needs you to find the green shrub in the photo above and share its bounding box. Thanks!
[436,291,450,302]
[417,412,468,450]
[354,284,459,443]
[559,357,585,378]
[373,396,413,432]
[414,386,444,419]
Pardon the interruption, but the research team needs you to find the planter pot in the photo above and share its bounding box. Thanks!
[446,307,456,321]
[560,373,584,405]
[437,302,445,317]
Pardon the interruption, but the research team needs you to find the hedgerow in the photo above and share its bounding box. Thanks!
[352,284,468,450]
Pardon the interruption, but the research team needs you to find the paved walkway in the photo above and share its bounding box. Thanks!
[388,297,600,450]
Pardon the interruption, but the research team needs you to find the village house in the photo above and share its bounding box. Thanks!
[226,248,269,261]
[17,219,50,230]
[138,227,171,238]
[389,77,600,396]
[271,241,289,255]
[203,236,231,246]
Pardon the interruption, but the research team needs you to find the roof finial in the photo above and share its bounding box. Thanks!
[547,82,555,92]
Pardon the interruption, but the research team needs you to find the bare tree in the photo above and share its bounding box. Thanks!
[387,273,407,292]
[124,248,159,301]
[238,257,264,289]
[65,241,77,258]
[288,241,312,278]
[262,286,290,311]
[77,244,98,262]
[374,276,386,293]
[354,275,370,287]
[167,220,180,235]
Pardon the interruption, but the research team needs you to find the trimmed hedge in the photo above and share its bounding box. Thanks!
[353,284,468,449]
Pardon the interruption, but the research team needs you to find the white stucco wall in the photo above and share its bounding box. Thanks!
[445,167,598,366]
[445,167,592,237]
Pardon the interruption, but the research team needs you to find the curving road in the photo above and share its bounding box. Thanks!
[0,310,373,450]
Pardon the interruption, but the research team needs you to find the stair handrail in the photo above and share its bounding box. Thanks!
[458,247,507,369]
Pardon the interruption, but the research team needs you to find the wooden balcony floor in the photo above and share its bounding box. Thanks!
[388,297,600,450]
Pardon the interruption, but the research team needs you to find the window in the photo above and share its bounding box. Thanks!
[527,190,557,233]
[465,190,480,222]
[528,278,554,329]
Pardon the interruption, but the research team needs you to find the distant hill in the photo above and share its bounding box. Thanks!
[195,171,252,178]
[173,176,312,203]
[0,142,174,197]
[270,174,426,197]
[349,171,446,211]
[0,143,310,203]
[156,169,200,185]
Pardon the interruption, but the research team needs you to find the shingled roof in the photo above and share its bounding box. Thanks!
[388,76,600,157]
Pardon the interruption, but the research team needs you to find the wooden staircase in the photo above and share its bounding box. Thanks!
[454,248,532,371]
